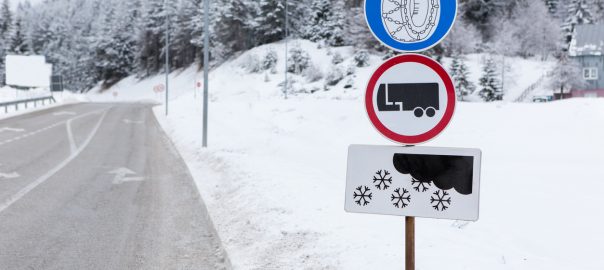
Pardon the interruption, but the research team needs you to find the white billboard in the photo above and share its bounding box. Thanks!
[5,55,52,88]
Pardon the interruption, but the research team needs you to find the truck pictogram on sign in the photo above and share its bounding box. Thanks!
[377,83,440,118]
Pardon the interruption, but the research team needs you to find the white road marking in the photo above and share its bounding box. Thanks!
[0,108,106,147]
[109,167,145,185]
[53,111,76,116]
[0,172,20,179]
[123,119,144,124]
[0,127,25,133]
[0,109,109,214]
[66,118,77,155]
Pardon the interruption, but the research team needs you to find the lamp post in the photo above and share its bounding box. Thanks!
[202,0,210,147]
[283,0,288,100]
[165,0,170,116]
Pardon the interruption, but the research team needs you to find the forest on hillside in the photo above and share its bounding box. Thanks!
[0,0,600,92]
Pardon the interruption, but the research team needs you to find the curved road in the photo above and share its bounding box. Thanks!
[0,103,229,270]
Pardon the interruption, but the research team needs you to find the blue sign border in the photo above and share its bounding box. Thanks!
[365,0,458,52]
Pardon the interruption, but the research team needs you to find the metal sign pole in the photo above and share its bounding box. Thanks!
[283,0,288,100]
[406,216,415,270]
[202,0,210,148]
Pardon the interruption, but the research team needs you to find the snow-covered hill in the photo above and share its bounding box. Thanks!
[90,41,603,269]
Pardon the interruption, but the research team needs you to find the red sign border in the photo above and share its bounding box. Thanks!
[365,54,456,145]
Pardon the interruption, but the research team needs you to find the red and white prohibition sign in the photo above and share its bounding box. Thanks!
[365,54,456,145]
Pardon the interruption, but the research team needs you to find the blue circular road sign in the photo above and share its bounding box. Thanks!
[365,0,457,52]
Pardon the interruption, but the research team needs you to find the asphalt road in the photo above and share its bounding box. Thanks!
[0,103,230,270]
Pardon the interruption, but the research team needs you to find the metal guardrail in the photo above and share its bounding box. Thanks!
[0,96,56,113]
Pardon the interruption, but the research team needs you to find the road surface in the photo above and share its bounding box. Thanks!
[0,103,230,270]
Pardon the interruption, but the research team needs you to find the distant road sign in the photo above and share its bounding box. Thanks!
[153,84,165,93]
[365,0,457,52]
[366,54,456,145]
[345,145,481,221]
[51,75,64,92]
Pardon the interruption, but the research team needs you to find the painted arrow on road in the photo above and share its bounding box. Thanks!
[53,111,76,116]
[109,167,144,185]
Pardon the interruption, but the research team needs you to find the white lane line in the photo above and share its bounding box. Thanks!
[53,111,76,116]
[0,110,109,214]
[0,108,106,146]
[66,118,77,155]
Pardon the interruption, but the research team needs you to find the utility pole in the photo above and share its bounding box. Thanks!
[283,0,288,100]
[165,0,170,116]
[202,0,210,147]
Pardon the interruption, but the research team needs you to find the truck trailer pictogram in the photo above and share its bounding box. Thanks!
[377,83,440,118]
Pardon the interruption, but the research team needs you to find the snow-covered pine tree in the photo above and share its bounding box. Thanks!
[544,0,561,17]
[7,14,28,54]
[344,6,379,49]
[562,0,595,47]
[0,0,12,75]
[189,0,221,66]
[136,0,165,76]
[171,0,197,69]
[449,54,475,101]
[326,0,346,46]
[255,0,285,45]
[214,0,254,55]
[304,0,331,43]
[479,56,502,101]
[93,0,137,85]
[593,0,604,22]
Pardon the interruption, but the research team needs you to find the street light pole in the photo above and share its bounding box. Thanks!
[284,0,288,100]
[202,0,210,147]
[165,0,170,116]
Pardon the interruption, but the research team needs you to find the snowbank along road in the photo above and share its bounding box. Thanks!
[0,103,230,270]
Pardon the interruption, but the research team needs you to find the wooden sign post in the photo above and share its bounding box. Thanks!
[406,216,415,270]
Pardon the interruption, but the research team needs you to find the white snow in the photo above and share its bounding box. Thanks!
[91,41,603,269]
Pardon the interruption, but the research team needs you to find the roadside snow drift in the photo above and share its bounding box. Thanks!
[95,41,603,269]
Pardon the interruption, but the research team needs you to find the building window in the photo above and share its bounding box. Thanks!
[583,67,598,80]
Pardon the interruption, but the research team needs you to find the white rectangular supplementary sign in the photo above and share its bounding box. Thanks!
[345,145,482,221]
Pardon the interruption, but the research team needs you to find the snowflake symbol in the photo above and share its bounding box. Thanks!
[391,188,411,208]
[411,178,431,192]
[353,186,373,206]
[373,170,393,190]
[431,190,452,211]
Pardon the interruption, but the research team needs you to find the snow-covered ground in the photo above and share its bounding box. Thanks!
[92,41,602,269]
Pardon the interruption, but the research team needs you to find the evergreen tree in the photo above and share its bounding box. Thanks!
[214,0,254,55]
[450,55,476,101]
[304,0,331,43]
[93,1,136,85]
[136,0,164,76]
[544,0,561,17]
[479,57,502,102]
[255,0,285,45]
[8,15,29,54]
[326,0,346,46]
[0,0,12,75]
